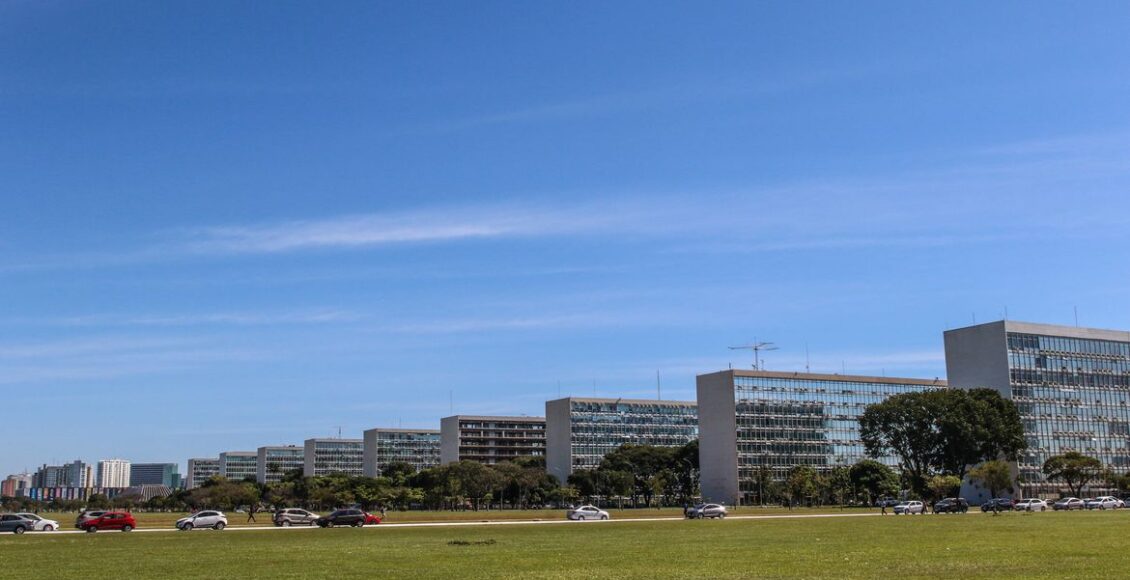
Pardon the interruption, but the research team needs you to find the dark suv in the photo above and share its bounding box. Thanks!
[316,509,366,528]
[980,498,1014,512]
[933,498,969,514]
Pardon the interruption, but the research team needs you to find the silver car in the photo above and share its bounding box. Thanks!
[567,505,610,520]
[274,508,320,526]
[177,511,228,530]
[893,500,925,515]
[686,503,728,519]
[16,513,59,531]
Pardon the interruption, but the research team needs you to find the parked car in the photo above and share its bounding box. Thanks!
[15,513,59,531]
[686,504,728,519]
[0,514,35,534]
[75,510,108,529]
[1086,496,1123,510]
[80,512,136,533]
[363,512,382,526]
[893,501,925,515]
[980,498,1015,512]
[933,498,969,514]
[315,509,367,528]
[1053,497,1086,511]
[876,497,901,508]
[566,505,610,520]
[274,508,320,527]
[1014,499,1048,512]
[176,510,228,531]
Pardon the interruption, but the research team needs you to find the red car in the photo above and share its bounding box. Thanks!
[363,512,382,525]
[80,511,136,533]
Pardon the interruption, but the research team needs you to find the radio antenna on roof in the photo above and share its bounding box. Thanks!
[729,340,778,370]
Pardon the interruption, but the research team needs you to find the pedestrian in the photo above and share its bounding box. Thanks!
[247,504,257,524]
[379,505,387,520]
[881,502,887,516]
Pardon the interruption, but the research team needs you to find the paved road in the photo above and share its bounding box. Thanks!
[19,511,890,537]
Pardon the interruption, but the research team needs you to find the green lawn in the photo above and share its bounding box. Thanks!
[4,511,1126,579]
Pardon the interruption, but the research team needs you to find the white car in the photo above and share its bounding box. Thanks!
[893,500,924,515]
[1014,499,1048,512]
[1086,496,1123,510]
[15,513,59,531]
[176,510,228,531]
[567,505,610,521]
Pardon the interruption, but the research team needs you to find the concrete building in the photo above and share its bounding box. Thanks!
[130,463,181,488]
[362,428,441,477]
[698,369,946,505]
[219,451,259,482]
[186,458,220,489]
[2,473,32,497]
[32,465,67,488]
[96,459,131,488]
[303,438,364,477]
[257,445,305,484]
[64,460,95,488]
[945,320,1130,499]
[440,416,546,465]
[546,397,698,483]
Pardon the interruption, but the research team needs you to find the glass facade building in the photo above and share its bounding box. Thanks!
[257,445,305,484]
[363,428,441,477]
[219,451,259,482]
[698,369,946,504]
[130,463,180,488]
[303,438,364,476]
[946,320,1130,498]
[546,398,698,483]
[440,416,546,465]
[186,458,220,489]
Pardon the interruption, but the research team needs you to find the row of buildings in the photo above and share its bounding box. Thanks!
[2,459,182,501]
[7,320,1130,505]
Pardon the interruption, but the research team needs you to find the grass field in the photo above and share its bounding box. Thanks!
[3,511,1128,579]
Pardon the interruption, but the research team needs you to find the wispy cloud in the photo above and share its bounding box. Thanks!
[39,309,358,328]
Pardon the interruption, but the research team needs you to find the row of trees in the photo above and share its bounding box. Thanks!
[566,441,699,507]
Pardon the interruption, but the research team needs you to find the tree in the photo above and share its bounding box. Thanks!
[382,462,416,486]
[849,460,899,506]
[927,474,961,501]
[826,466,853,507]
[968,460,1013,498]
[1043,452,1102,497]
[785,466,819,507]
[860,392,943,495]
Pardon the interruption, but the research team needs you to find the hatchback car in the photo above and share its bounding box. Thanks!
[75,510,107,529]
[686,504,727,519]
[567,505,610,520]
[1086,496,1123,510]
[1014,499,1048,512]
[316,509,367,528]
[980,498,1015,512]
[0,514,35,534]
[15,513,59,531]
[1053,497,1086,511]
[933,498,969,514]
[893,501,925,515]
[363,512,382,525]
[274,508,320,527]
[80,512,136,533]
[177,511,228,531]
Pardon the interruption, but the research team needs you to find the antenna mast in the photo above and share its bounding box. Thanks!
[728,340,779,370]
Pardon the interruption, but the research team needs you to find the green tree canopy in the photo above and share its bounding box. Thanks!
[1043,452,1102,497]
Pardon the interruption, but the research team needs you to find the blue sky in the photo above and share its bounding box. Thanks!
[3,1,1130,476]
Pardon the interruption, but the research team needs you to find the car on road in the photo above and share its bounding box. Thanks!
[0,514,35,535]
[363,512,382,525]
[177,511,228,531]
[980,498,1015,512]
[567,505,610,520]
[933,498,969,513]
[1014,499,1048,512]
[75,510,108,529]
[80,511,136,533]
[274,508,320,527]
[685,504,728,519]
[1053,497,1086,511]
[893,501,925,515]
[876,497,900,508]
[1086,496,1123,510]
[15,513,59,531]
[315,509,367,528]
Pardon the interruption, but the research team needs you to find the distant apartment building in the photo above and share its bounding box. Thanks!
[96,459,131,488]
[440,416,546,465]
[698,369,946,505]
[130,463,181,488]
[63,460,95,488]
[186,458,220,489]
[945,320,1130,499]
[362,428,441,477]
[2,473,32,497]
[546,397,699,483]
[219,451,259,482]
[303,439,364,477]
[257,445,305,484]
[32,464,67,488]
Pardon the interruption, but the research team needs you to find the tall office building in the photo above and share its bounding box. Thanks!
[545,397,698,483]
[257,445,305,484]
[362,428,441,477]
[698,369,946,505]
[303,439,364,477]
[63,460,95,488]
[96,459,131,488]
[440,416,546,465]
[945,320,1130,498]
[219,451,259,482]
[32,465,67,488]
[186,458,220,489]
[130,463,181,488]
